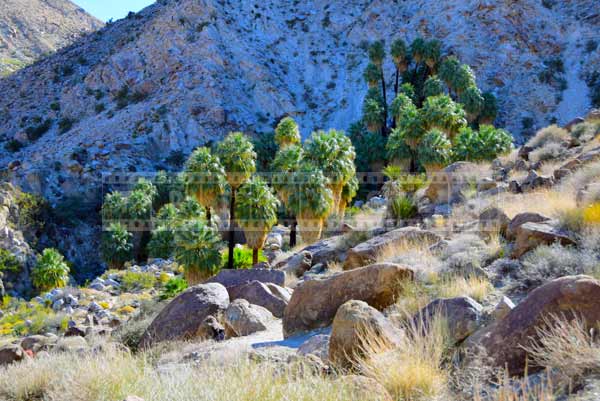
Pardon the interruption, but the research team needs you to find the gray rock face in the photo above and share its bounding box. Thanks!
[329,300,403,369]
[206,269,285,289]
[414,297,483,344]
[511,221,576,258]
[139,283,230,348]
[224,299,274,337]
[228,280,290,318]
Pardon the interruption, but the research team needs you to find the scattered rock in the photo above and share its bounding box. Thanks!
[298,334,330,362]
[414,297,483,344]
[283,263,413,337]
[491,296,516,321]
[206,268,285,289]
[467,275,600,376]
[224,299,274,337]
[276,251,312,278]
[344,227,441,270]
[479,207,510,237]
[329,300,403,369]
[512,221,576,258]
[520,170,554,192]
[228,280,290,318]
[0,343,28,366]
[506,212,551,241]
[139,283,230,348]
[55,336,89,353]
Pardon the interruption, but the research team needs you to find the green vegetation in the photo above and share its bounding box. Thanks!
[120,271,157,293]
[174,219,222,284]
[25,118,52,141]
[101,223,133,269]
[183,147,226,224]
[0,298,68,337]
[274,117,301,148]
[160,277,188,300]
[453,125,513,162]
[235,177,279,265]
[4,139,24,153]
[221,246,267,270]
[0,249,21,273]
[31,249,70,291]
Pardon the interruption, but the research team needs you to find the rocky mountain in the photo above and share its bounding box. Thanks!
[0,0,103,76]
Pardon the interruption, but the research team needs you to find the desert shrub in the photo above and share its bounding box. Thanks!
[159,277,188,300]
[101,223,133,269]
[25,118,52,141]
[15,188,47,238]
[58,118,74,134]
[520,244,600,287]
[0,299,68,337]
[528,142,564,163]
[112,299,166,352]
[526,125,570,149]
[571,122,600,142]
[4,139,24,152]
[0,248,21,273]
[390,196,418,221]
[453,125,513,162]
[31,249,70,291]
[221,246,267,270]
[120,271,157,293]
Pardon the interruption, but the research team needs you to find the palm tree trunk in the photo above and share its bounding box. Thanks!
[392,68,399,129]
[228,188,236,270]
[290,216,297,248]
[205,206,211,226]
[380,67,388,136]
[252,248,259,266]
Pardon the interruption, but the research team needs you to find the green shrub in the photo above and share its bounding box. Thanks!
[221,246,267,270]
[58,118,74,134]
[147,227,175,259]
[0,299,68,337]
[453,125,512,162]
[0,248,21,273]
[120,271,157,292]
[160,277,188,300]
[390,196,418,220]
[174,219,222,284]
[31,249,70,291]
[101,223,133,269]
[25,118,52,141]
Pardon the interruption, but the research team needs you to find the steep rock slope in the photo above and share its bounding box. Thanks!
[0,0,598,202]
[0,0,103,76]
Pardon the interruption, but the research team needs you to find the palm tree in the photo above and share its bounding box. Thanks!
[126,188,154,262]
[417,129,453,174]
[386,128,413,171]
[438,56,460,93]
[423,76,445,98]
[271,144,303,247]
[174,219,222,284]
[362,97,385,133]
[101,222,133,269]
[235,177,280,265]
[420,95,467,139]
[453,64,476,96]
[423,39,442,70]
[459,85,485,122]
[368,41,388,132]
[288,163,333,244]
[274,117,301,148]
[183,147,226,224]
[339,175,359,219]
[101,191,127,223]
[31,249,70,291]
[410,38,427,64]
[363,63,380,88]
[391,39,409,95]
[479,92,498,125]
[215,132,257,270]
[393,94,425,149]
[304,130,356,218]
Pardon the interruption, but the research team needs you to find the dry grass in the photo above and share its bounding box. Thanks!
[0,345,367,401]
[496,188,576,219]
[526,125,570,149]
[474,372,557,401]
[356,314,451,401]
[375,239,443,276]
[436,275,493,303]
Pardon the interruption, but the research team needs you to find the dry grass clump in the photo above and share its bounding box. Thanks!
[0,346,365,401]
[356,314,451,401]
[571,122,600,142]
[526,125,570,149]
[436,275,493,302]
[496,188,576,219]
[473,372,557,401]
[561,160,600,195]
[375,239,442,275]
[529,142,565,164]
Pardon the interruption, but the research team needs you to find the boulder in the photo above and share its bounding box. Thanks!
[344,227,441,270]
[205,268,285,289]
[336,375,393,401]
[518,146,534,161]
[0,344,28,366]
[298,334,330,361]
[520,170,554,192]
[414,297,483,344]
[466,276,600,376]
[424,162,478,205]
[511,221,576,258]
[283,263,413,337]
[506,212,551,241]
[224,299,273,337]
[228,280,290,318]
[329,300,403,369]
[479,207,510,237]
[302,235,349,266]
[139,283,229,348]
[275,251,312,278]
[197,316,225,341]
[55,336,89,353]
[491,296,515,321]
[21,335,57,352]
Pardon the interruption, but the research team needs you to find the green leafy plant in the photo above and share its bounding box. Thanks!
[391,196,418,220]
[274,117,301,148]
[184,147,226,224]
[0,248,21,273]
[147,226,175,259]
[348,122,387,172]
[453,125,513,162]
[174,219,222,284]
[364,63,381,88]
[339,176,359,219]
[160,277,188,300]
[121,271,157,292]
[101,223,133,269]
[216,132,257,270]
[235,177,280,265]
[417,129,453,173]
[31,249,70,291]
[221,246,267,270]
[420,95,467,138]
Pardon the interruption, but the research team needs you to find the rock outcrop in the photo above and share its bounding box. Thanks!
[283,263,413,337]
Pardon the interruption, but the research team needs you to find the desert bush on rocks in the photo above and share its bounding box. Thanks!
[31,248,70,291]
[528,142,564,164]
[453,125,513,162]
[120,271,157,293]
[526,124,570,149]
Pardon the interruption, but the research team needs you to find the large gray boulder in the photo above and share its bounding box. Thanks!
[139,283,229,348]
[224,299,274,337]
[414,297,483,344]
[228,280,291,318]
[511,221,576,258]
[205,268,285,289]
[283,263,413,337]
[329,300,403,369]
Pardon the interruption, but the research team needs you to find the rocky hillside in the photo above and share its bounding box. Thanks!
[0,0,102,76]
[0,0,599,202]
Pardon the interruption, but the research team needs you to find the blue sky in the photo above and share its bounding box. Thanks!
[72,0,155,22]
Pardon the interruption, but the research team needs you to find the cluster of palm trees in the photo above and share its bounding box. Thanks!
[358,37,511,173]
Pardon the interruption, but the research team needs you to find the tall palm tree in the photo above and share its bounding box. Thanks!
[274,117,301,148]
[438,56,460,94]
[215,132,257,270]
[304,130,356,219]
[174,219,222,284]
[288,163,333,244]
[423,39,442,70]
[410,38,427,64]
[459,85,485,123]
[368,41,388,134]
[235,177,280,265]
[420,95,467,139]
[183,147,226,224]
[271,144,303,247]
[417,129,453,174]
[423,76,445,98]
[363,63,380,88]
[339,175,359,220]
[391,39,409,96]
